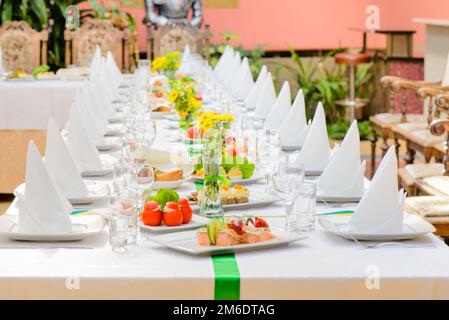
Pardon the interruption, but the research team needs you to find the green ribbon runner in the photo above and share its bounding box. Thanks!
[194,180,241,299]
[212,254,240,300]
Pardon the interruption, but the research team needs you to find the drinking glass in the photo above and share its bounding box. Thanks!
[272,158,305,231]
[113,161,126,194]
[112,191,140,245]
[109,213,128,253]
[292,182,317,232]
[122,139,149,164]
[256,130,281,193]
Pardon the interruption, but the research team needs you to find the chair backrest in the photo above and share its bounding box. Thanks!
[148,25,211,59]
[65,19,129,72]
[430,119,449,176]
[0,21,48,73]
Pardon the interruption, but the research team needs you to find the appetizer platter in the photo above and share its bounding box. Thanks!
[146,217,307,255]
[140,189,208,233]
[188,185,279,212]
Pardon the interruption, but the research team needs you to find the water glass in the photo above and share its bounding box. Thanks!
[109,213,128,253]
[113,191,140,245]
[256,130,281,192]
[113,161,126,194]
[291,182,317,232]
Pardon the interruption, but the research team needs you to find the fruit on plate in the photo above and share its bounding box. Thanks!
[228,167,243,180]
[155,168,184,182]
[141,201,163,226]
[7,69,29,79]
[141,190,193,227]
[178,198,193,224]
[186,126,200,140]
[197,217,275,247]
[163,202,184,227]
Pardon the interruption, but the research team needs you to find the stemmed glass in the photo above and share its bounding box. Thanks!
[256,129,281,193]
[272,157,305,231]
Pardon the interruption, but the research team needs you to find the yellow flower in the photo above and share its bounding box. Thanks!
[168,91,178,102]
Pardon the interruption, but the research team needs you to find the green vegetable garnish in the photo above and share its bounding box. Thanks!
[32,65,49,78]
[222,155,255,179]
[146,189,179,210]
[206,218,226,245]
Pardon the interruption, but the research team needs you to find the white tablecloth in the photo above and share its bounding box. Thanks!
[2,120,449,299]
[0,79,84,130]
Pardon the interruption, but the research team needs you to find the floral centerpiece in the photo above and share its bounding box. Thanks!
[168,79,202,122]
[199,112,235,218]
[151,51,181,80]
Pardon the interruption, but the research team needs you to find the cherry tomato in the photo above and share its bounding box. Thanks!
[186,126,200,139]
[163,202,183,227]
[178,198,193,224]
[195,93,203,101]
[141,201,162,226]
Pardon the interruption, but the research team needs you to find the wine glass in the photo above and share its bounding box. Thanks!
[272,157,305,231]
[256,129,281,193]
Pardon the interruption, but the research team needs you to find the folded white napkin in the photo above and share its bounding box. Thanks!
[264,81,291,131]
[45,118,89,198]
[245,66,267,111]
[0,46,4,74]
[441,51,449,87]
[293,102,331,171]
[179,45,192,74]
[87,77,115,118]
[90,45,102,77]
[72,96,106,146]
[278,89,309,148]
[66,105,103,172]
[98,58,116,102]
[233,57,254,101]
[106,51,122,86]
[17,141,73,234]
[214,46,234,79]
[317,121,366,197]
[224,52,241,88]
[80,85,109,134]
[253,72,277,119]
[350,146,406,234]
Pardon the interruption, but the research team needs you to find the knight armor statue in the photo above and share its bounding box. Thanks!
[144,0,203,28]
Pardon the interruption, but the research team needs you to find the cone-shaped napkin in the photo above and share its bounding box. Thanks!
[17,141,73,234]
[224,52,241,87]
[45,118,89,198]
[350,146,406,234]
[80,85,109,134]
[72,96,106,146]
[214,46,234,78]
[253,73,276,119]
[245,66,267,110]
[317,121,366,197]
[278,89,309,148]
[0,47,4,74]
[106,51,122,86]
[264,81,291,131]
[294,102,331,172]
[66,105,103,172]
[233,57,254,101]
[88,76,115,118]
[90,45,102,77]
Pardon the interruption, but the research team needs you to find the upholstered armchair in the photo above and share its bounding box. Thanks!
[0,21,48,73]
[64,19,130,72]
[147,24,212,59]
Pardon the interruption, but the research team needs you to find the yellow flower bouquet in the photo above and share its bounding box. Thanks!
[151,51,181,79]
[168,79,202,119]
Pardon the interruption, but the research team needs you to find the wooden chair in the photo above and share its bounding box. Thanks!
[0,21,48,73]
[64,19,130,72]
[147,24,212,59]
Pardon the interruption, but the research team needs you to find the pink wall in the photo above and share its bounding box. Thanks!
[114,1,449,53]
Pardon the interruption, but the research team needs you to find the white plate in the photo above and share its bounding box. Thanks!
[152,111,174,119]
[0,215,106,242]
[282,145,301,152]
[69,184,111,205]
[305,170,323,176]
[318,213,436,241]
[191,172,263,185]
[105,124,126,136]
[316,194,361,203]
[152,177,191,190]
[146,229,307,255]
[81,168,114,177]
[190,191,280,213]
[140,215,209,234]
[97,137,122,151]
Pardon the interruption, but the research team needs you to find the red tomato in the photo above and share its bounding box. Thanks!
[195,93,203,101]
[186,126,200,139]
[163,202,183,227]
[155,92,164,98]
[178,198,193,224]
[141,201,162,226]
[225,144,238,157]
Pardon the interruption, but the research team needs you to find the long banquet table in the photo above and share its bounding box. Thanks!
[2,119,449,300]
[0,79,84,193]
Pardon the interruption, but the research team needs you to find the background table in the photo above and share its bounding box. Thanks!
[2,121,449,299]
[0,79,84,193]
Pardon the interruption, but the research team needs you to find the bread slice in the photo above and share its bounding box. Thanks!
[155,168,183,182]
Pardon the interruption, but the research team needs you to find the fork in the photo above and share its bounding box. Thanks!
[350,236,435,249]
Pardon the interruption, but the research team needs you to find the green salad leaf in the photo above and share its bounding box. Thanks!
[222,155,255,179]
[146,189,179,210]
[32,65,49,78]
